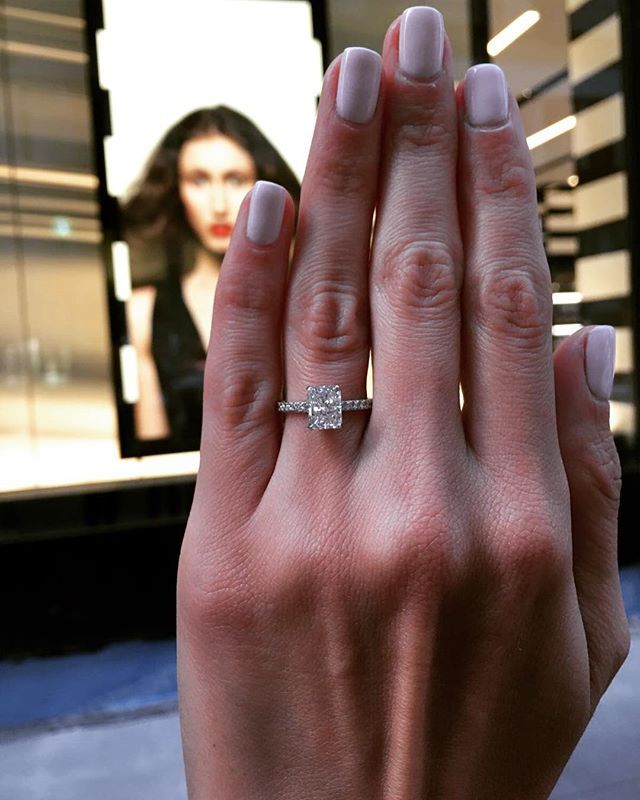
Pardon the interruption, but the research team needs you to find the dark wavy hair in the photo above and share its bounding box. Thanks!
[122,105,301,279]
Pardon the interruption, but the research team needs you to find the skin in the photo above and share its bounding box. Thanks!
[126,134,256,440]
[176,14,630,800]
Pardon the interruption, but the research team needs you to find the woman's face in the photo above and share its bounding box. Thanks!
[178,133,257,256]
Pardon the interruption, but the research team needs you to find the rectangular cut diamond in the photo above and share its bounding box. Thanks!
[307,385,342,430]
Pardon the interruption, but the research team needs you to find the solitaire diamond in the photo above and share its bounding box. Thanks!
[307,384,342,430]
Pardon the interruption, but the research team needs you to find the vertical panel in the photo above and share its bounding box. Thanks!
[566,0,636,441]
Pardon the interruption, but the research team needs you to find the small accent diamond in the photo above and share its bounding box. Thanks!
[307,384,342,430]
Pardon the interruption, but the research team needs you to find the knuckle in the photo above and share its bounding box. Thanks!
[376,239,460,320]
[392,116,451,153]
[388,88,454,154]
[295,279,368,361]
[215,271,273,317]
[476,266,550,343]
[358,505,459,601]
[495,507,569,584]
[475,144,534,204]
[582,435,622,508]
[181,580,254,635]
[178,557,262,637]
[314,146,372,199]
[215,369,275,429]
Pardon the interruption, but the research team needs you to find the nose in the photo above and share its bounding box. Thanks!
[210,182,229,216]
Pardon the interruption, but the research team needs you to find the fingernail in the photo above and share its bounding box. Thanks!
[586,325,616,401]
[399,6,445,81]
[336,47,382,124]
[465,64,509,128]
[246,181,286,245]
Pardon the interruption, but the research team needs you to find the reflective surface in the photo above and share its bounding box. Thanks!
[489,0,635,440]
[0,0,635,494]
[0,1,198,490]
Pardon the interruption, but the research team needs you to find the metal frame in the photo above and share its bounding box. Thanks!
[619,0,640,458]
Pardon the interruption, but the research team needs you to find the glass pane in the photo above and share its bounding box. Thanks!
[0,1,200,491]
[488,0,635,444]
[0,5,32,489]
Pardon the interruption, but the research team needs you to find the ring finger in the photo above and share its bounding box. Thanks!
[281,47,383,458]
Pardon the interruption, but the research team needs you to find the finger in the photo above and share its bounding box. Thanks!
[457,66,559,466]
[282,47,383,455]
[367,8,466,456]
[196,181,294,523]
[554,326,630,708]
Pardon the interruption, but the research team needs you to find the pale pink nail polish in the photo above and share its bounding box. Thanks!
[337,47,382,124]
[465,63,509,128]
[399,6,445,81]
[247,181,286,245]
[586,326,616,401]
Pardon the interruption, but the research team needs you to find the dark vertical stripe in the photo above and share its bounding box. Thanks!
[310,0,330,70]
[469,0,489,65]
[620,0,640,447]
[82,0,133,455]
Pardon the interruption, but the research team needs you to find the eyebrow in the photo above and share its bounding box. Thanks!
[180,166,252,178]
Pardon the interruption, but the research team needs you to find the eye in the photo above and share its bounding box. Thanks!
[226,172,250,187]
[183,173,208,186]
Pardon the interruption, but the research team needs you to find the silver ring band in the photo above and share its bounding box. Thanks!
[277,384,372,430]
[277,399,373,412]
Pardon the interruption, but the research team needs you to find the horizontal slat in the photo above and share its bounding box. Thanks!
[574,93,624,158]
[575,250,631,300]
[573,171,627,230]
[570,0,620,40]
[568,13,620,86]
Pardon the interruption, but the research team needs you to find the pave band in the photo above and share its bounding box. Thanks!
[277,384,372,430]
[277,399,373,413]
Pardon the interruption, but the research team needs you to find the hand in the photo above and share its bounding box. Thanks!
[176,7,630,799]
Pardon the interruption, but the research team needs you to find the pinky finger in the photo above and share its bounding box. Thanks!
[198,181,293,523]
[553,326,630,708]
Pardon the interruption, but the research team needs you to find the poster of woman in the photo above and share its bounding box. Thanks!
[92,0,325,455]
[122,106,302,444]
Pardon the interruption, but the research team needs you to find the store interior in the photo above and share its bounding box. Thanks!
[0,1,638,798]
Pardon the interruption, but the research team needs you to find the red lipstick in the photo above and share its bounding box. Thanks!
[210,224,232,237]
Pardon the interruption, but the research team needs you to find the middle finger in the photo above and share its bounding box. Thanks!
[367,7,466,456]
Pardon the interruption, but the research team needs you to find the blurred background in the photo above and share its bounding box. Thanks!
[1,1,639,798]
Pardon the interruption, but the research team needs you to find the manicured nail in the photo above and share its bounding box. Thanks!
[586,325,616,401]
[399,6,445,81]
[247,181,286,245]
[465,64,509,128]
[336,47,382,124]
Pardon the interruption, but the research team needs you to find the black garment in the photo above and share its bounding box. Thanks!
[151,279,206,446]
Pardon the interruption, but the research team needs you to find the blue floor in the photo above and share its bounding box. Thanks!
[620,565,640,625]
[1,565,640,735]
[0,639,177,732]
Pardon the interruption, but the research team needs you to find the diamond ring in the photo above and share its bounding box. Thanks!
[277,384,372,430]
